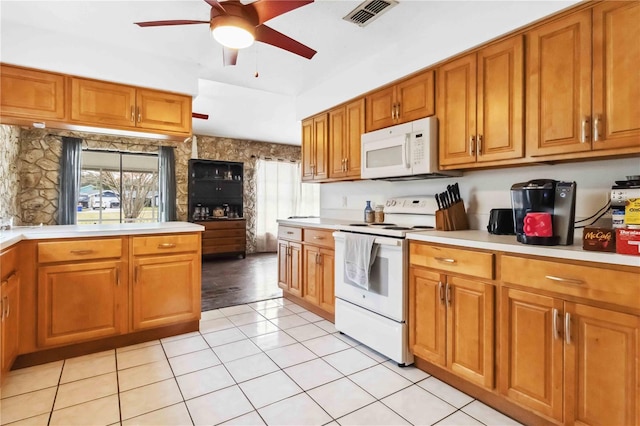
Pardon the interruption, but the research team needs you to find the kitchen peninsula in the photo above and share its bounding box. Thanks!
[0,222,203,377]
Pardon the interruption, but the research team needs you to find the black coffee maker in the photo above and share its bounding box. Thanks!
[510,179,577,245]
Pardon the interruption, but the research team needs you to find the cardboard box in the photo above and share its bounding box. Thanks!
[616,228,640,256]
[625,198,640,226]
[583,227,616,252]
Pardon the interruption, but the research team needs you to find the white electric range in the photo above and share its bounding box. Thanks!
[333,196,438,366]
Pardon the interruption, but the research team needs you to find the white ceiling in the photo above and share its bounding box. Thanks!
[0,0,578,145]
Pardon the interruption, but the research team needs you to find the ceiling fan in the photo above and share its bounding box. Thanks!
[135,0,317,66]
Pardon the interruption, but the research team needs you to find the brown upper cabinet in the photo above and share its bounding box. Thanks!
[527,2,640,158]
[71,78,192,135]
[366,70,435,132]
[0,64,66,121]
[329,98,364,180]
[301,114,329,181]
[438,36,524,168]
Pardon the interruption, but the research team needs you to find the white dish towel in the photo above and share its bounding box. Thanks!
[344,234,379,290]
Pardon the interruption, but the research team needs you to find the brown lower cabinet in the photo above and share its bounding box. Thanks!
[277,225,335,320]
[1,247,20,376]
[409,240,639,426]
[198,219,246,258]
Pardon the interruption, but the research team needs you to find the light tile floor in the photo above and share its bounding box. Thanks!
[0,298,522,426]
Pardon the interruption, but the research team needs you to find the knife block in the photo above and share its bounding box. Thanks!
[435,200,469,231]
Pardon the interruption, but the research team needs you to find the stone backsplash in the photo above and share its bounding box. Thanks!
[0,125,21,226]
[2,124,300,253]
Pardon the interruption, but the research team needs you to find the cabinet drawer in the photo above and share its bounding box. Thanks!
[203,229,245,239]
[303,229,334,249]
[38,238,122,263]
[410,243,494,280]
[1,247,18,279]
[502,255,640,309]
[200,220,245,230]
[132,233,199,256]
[278,226,302,241]
[203,245,245,255]
[202,237,245,248]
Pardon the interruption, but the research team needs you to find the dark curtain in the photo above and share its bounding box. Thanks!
[58,137,82,225]
[159,146,177,222]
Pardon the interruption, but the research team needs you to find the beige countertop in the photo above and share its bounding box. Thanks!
[0,222,204,251]
[277,218,640,268]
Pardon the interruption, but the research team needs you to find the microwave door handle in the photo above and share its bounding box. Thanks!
[404,134,411,169]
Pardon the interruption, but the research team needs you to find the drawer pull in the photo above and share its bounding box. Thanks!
[552,308,560,340]
[286,231,294,235]
[565,312,572,345]
[313,236,325,240]
[157,243,177,249]
[70,249,93,255]
[545,275,584,285]
[435,257,456,264]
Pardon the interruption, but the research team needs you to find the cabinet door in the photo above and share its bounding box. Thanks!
[313,115,329,180]
[396,70,435,124]
[438,53,477,166]
[345,99,364,178]
[1,273,20,372]
[289,242,303,297]
[37,261,125,347]
[132,253,200,330]
[301,118,315,181]
[277,240,290,291]
[409,268,446,365]
[136,89,192,134]
[303,245,320,305]
[318,248,335,314]
[446,276,494,388]
[366,85,396,132]
[0,65,66,120]
[526,10,592,157]
[329,106,347,178]
[476,36,524,163]
[564,302,639,426]
[70,78,136,127]
[499,287,564,422]
[592,1,640,151]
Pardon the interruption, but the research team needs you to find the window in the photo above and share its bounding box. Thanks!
[78,151,160,225]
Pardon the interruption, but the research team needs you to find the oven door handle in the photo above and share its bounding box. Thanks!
[373,237,402,247]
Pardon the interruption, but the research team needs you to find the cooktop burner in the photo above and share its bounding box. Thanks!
[384,226,411,230]
[348,223,369,226]
[412,226,434,229]
[369,223,396,226]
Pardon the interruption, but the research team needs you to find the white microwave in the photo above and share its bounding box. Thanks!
[360,117,460,180]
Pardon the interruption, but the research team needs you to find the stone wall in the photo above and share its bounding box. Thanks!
[195,136,301,253]
[0,125,21,226]
[11,127,300,253]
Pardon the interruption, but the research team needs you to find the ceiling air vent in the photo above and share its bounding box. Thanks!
[343,0,399,27]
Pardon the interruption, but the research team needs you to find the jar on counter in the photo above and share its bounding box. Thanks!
[374,205,385,223]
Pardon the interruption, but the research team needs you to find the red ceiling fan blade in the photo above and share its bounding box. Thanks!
[255,24,316,59]
[223,47,239,66]
[135,20,209,27]
[203,0,226,14]
[252,0,313,25]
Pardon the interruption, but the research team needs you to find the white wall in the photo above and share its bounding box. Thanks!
[319,158,640,230]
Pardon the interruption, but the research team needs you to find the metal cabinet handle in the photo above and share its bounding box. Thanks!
[286,231,294,235]
[434,257,456,264]
[469,136,476,156]
[438,281,444,304]
[0,297,3,321]
[137,106,142,122]
[130,106,135,122]
[116,269,120,286]
[317,253,322,265]
[445,283,452,306]
[593,115,601,142]
[157,243,177,249]
[477,135,483,155]
[344,158,348,171]
[313,236,325,240]
[545,275,584,285]
[565,312,572,344]
[70,249,93,255]
[395,104,400,120]
[581,117,590,143]
[552,308,560,340]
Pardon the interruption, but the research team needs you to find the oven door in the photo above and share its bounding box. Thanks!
[333,231,407,322]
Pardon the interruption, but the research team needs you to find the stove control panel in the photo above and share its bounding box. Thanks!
[384,196,438,215]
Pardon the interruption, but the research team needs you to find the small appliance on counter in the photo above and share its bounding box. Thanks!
[510,179,576,245]
[611,176,640,228]
[487,208,515,235]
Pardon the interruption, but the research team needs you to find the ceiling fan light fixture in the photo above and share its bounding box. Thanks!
[211,16,255,49]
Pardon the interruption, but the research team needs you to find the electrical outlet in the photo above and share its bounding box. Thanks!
[342,196,347,207]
